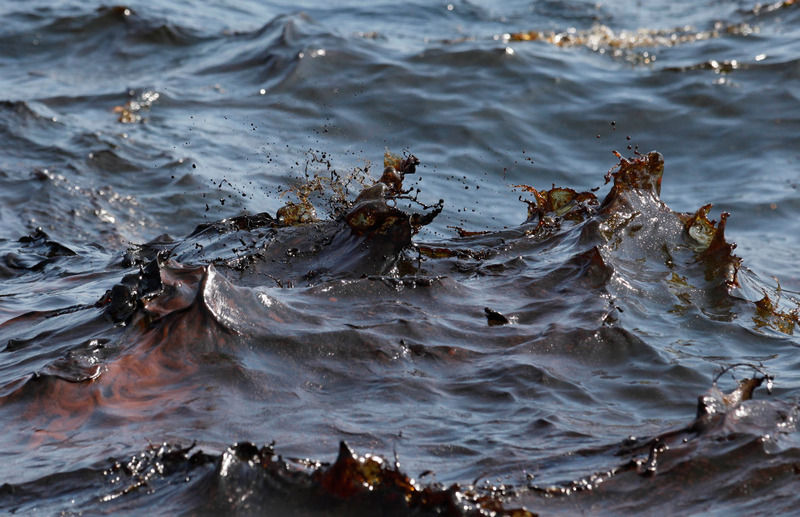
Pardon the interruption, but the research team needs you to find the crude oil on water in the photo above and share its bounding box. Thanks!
[1,0,799,515]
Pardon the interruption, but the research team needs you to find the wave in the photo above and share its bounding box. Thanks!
[0,149,798,513]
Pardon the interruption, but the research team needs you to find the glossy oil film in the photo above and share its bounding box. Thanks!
[0,1,799,515]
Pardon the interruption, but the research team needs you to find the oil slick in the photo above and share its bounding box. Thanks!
[1,149,798,515]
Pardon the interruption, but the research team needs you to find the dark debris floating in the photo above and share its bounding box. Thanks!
[96,440,538,516]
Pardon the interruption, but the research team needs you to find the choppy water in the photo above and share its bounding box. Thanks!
[1,1,799,515]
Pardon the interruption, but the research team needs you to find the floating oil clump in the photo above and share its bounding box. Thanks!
[602,150,664,204]
[754,292,800,334]
[93,440,537,516]
[513,184,598,228]
[683,206,741,288]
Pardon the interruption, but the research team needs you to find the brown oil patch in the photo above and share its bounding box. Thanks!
[448,226,490,238]
[383,150,413,172]
[7,263,223,449]
[417,245,458,259]
[754,293,799,335]
[298,441,537,515]
[721,376,765,407]
[681,204,717,250]
[678,204,741,287]
[604,151,664,198]
[277,176,325,226]
[345,152,440,237]
[276,201,317,225]
[697,212,740,287]
[514,184,598,227]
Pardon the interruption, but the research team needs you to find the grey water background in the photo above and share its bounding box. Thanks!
[1,0,799,514]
